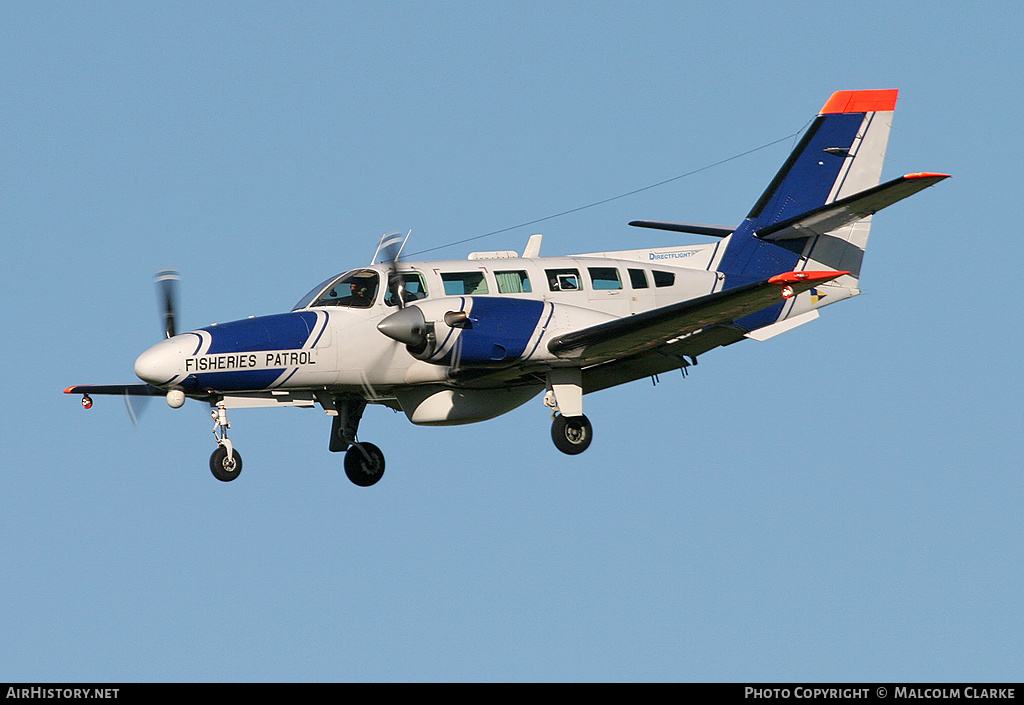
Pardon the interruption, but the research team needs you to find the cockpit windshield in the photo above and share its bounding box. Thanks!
[292,270,380,310]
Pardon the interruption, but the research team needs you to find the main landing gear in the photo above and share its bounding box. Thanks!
[328,396,386,487]
[545,369,594,455]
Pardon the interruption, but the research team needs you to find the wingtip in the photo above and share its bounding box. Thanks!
[768,271,850,284]
[904,172,952,180]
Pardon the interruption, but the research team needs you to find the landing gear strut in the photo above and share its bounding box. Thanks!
[209,402,241,482]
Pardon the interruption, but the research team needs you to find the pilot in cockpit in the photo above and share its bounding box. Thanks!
[351,281,372,304]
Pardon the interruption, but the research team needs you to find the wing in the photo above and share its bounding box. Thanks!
[547,270,845,363]
[64,384,167,396]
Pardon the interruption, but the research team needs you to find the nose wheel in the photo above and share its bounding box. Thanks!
[210,445,242,482]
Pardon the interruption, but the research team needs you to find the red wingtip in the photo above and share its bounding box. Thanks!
[820,89,898,114]
[63,386,78,394]
[769,271,850,284]
[904,172,952,180]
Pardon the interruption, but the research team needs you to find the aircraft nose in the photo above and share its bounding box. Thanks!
[134,334,198,386]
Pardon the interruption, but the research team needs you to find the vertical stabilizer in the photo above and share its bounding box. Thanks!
[717,89,898,330]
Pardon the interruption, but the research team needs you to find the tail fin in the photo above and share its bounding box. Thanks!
[718,89,899,288]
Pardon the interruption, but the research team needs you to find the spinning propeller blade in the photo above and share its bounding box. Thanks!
[373,230,411,309]
[123,390,152,427]
[155,268,181,338]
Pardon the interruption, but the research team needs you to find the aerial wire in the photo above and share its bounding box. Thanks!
[406,120,812,258]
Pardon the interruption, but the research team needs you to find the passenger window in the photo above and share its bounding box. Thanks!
[311,270,379,308]
[545,268,582,292]
[385,271,429,306]
[441,271,489,295]
[652,270,675,288]
[588,267,622,290]
[495,270,532,294]
[628,268,649,289]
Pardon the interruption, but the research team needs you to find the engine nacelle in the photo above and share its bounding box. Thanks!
[378,297,545,367]
[377,296,619,368]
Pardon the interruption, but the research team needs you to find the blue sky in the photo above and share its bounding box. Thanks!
[2,1,1021,682]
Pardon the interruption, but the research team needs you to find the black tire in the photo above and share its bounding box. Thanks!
[551,414,593,455]
[210,445,242,482]
[345,442,385,487]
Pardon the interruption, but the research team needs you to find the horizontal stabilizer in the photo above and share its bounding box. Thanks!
[757,172,950,241]
[628,220,734,238]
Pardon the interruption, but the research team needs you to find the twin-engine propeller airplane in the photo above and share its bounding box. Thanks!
[66,89,947,487]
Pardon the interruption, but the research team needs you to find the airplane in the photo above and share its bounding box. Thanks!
[65,89,948,487]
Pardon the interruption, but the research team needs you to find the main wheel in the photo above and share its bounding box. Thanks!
[345,442,385,487]
[551,414,593,455]
[210,445,242,482]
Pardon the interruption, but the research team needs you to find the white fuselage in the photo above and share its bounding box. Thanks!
[133,242,849,423]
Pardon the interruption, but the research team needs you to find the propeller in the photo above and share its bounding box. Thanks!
[123,389,151,427]
[372,231,410,309]
[154,268,181,338]
[125,267,180,426]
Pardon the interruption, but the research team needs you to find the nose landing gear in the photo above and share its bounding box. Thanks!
[209,402,241,482]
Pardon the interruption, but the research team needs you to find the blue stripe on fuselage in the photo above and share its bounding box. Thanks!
[189,312,318,391]
[192,369,285,392]
[201,312,317,354]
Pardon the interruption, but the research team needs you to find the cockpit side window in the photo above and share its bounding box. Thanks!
[385,271,429,307]
[310,270,380,308]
